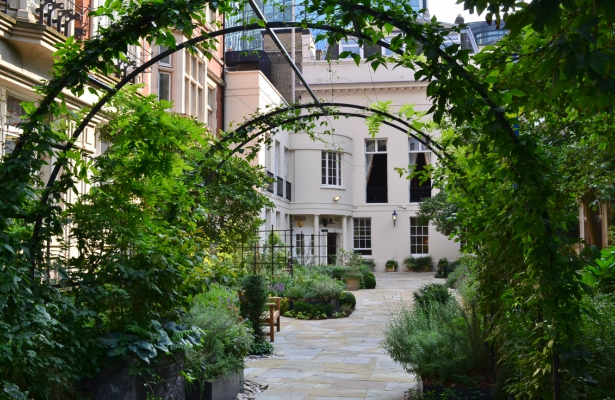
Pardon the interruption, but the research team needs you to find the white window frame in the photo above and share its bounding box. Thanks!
[321,151,342,187]
[410,217,429,255]
[408,138,429,152]
[381,35,406,56]
[207,85,216,130]
[158,72,171,102]
[366,139,387,154]
[353,218,372,256]
[339,38,364,59]
[158,45,172,67]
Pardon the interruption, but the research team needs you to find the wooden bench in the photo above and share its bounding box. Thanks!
[261,297,281,342]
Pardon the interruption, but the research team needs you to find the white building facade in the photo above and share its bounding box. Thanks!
[225,30,467,271]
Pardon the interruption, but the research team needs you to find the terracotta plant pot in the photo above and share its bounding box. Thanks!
[345,277,360,291]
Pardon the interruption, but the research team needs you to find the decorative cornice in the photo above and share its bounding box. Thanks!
[296,85,425,94]
[0,11,15,39]
[10,19,67,52]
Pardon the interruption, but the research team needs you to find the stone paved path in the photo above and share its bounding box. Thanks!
[246,272,440,400]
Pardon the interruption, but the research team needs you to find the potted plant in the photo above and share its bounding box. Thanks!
[416,256,434,272]
[385,259,398,272]
[362,258,376,272]
[403,256,418,272]
[344,270,362,291]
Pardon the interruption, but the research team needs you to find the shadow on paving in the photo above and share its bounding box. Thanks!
[246,272,439,400]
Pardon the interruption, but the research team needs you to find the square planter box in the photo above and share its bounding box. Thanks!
[345,277,360,291]
[186,369,244,400]
[81,355,185,400]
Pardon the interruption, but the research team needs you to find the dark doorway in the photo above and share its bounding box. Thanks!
[410,153,431,203]
[366,153,388,203]
[327,232,337,265]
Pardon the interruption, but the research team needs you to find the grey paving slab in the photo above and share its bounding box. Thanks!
[247,272,440,399]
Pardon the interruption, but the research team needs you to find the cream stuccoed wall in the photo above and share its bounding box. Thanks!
[293,36,461,271]
[223,38,462,271]
[225,70,293,231]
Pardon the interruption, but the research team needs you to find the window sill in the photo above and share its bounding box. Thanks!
[321,186,345,190]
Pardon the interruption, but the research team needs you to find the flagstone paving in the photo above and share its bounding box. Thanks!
[246,272,440,400]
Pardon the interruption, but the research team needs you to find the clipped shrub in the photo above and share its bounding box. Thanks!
[364,273,377,289]
[239,275,269,341]
[340,291,357,309]
[413,283,452,312]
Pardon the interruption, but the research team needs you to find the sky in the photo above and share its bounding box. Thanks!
[428,0,485,24]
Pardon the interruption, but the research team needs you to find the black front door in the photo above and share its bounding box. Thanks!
[327,232,337,265]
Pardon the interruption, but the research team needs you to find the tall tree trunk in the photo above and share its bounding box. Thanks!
[581,191,602,250]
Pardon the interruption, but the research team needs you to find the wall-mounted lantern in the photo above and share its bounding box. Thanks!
[392,210,398,227]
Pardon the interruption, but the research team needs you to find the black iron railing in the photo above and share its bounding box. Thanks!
[276,176,284,197]
[266,171,274,193]
[238,226,331,276]
[410,186,431,203]
[114,46,153,80]
[285,181,291,201]
[366,186,388,203]
[36,0,87,39]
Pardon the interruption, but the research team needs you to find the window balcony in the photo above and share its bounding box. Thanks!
[410,186,431,203]
[285,181,291,201]
[0,0,88,39]
[366,186,388,203]
[276,176,283,197]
